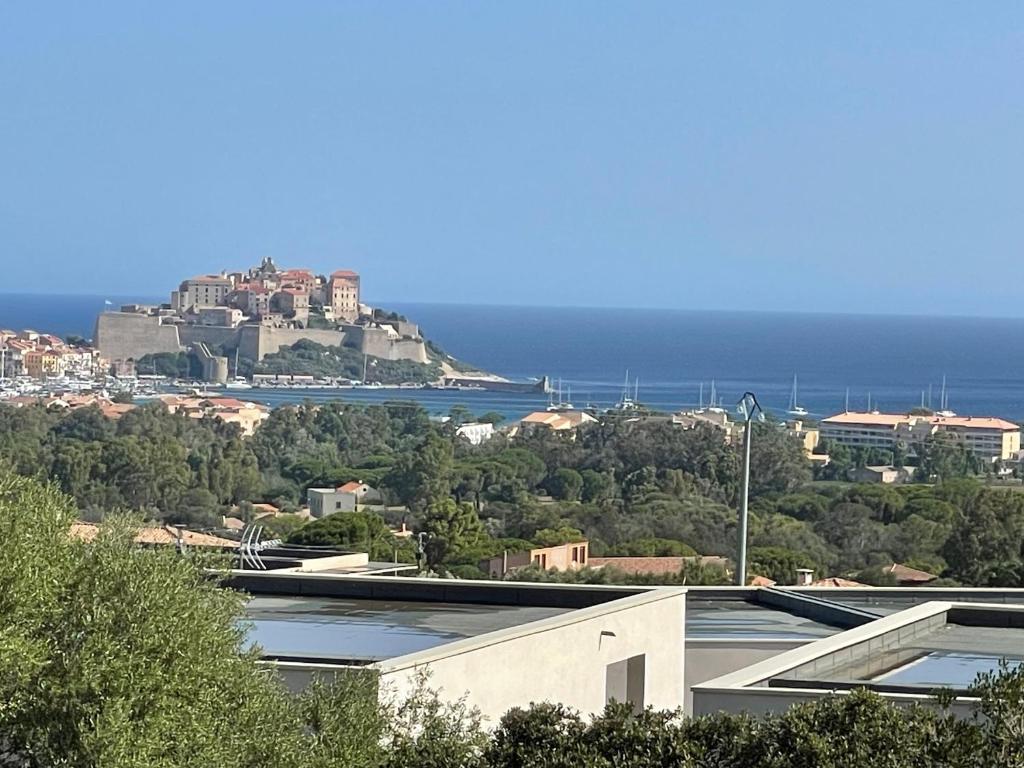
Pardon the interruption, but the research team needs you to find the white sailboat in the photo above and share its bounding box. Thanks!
[610,370,640,412]
[546,378,575,411]
[787,375,808,416]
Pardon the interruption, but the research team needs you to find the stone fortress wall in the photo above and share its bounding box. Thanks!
[94,313,428,367]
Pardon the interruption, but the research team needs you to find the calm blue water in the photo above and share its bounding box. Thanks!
[4,293,1024,421]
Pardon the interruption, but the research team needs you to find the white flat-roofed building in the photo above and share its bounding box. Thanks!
[820,411,1021,462]
[232,574,686,724]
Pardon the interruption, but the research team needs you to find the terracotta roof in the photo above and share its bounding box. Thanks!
[589,555,728,576]
[821,412,905,427]
[521,411,597,430]
[97,402,137,419]
[931,415,1019,431]
[886,562,937,583]
[338,481,364,493]
[71,523,236,548]
[810,577,869,588]
[823,411,1019,432]
[749,575,777,587]
[330,269,359,279]
[186,274,231,283]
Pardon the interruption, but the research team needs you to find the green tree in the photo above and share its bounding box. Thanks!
[533,526,585,547]
[0,471,303,767]
[387,432,454,513]
[546,468,584,502]
[422,498,487,568]
[749,546,819,585]
[577,469,613,504]
[943,489,1024,585]
[288,511,406,561]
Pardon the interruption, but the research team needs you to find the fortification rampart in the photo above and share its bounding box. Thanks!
[95,313,182,361]
[95,312,428,366]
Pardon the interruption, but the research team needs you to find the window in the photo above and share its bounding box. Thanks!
[605,655,646,714]
[335,501,342,509]
[571,546,579,563]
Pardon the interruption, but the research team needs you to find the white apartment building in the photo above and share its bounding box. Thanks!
[455,422,495,445]
[820,411,1021,462]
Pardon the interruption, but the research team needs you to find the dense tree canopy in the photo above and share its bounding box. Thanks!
[3,396,1023,586]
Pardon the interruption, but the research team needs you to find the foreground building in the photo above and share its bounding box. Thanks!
[820,410,1021,462]
[211,565,1024,721]
[229,572,686,723]
[691,599,1024,718]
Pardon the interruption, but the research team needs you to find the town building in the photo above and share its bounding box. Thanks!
[518,410,598,434]
[481,540,590,579]
[672,408,737,441]
[307,482,384,517]
[820,410,1021,462]
[327,269,360,322]
[198,307,244,327]
[173,274,235,311]
[455,421,495,445]
[847,464,911,484]
[786,420,820,457]
[156,395,269,436]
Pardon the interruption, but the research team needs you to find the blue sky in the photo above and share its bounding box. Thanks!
[1,3,1023,314]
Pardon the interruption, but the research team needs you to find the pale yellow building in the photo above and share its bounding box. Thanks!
[173,274,235,311]
[482,540,590,578]
[786,420,820,457]
[23,349,64,378]
[328,270,360,322]
[519,410,598,433]
[820,411,1021,462]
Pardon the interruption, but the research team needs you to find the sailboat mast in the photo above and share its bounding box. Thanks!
[699,382,704,409]
[845,387,850,412]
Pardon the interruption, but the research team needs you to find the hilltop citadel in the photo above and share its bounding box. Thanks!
[94,258,432,382]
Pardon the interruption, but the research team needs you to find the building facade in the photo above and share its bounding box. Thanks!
[482,540,590,579]
[307,482,383,517]
[173,275,234,311]
[328,270,360,322]
[820,411,1021,462]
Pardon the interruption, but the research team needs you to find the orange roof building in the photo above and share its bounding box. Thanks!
[71,522,236,549]
[820,410,1021,462]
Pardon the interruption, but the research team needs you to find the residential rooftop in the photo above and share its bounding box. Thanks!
[245,595,573,663]
[821,411,1019,430]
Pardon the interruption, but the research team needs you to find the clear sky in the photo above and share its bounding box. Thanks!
[1,3,1022,314]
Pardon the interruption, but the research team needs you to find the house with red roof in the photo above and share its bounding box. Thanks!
[306,481,383,517]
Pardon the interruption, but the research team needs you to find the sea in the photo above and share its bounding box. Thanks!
[4,292,1024,422]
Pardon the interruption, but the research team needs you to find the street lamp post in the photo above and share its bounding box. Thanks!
[735,392,764,587]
